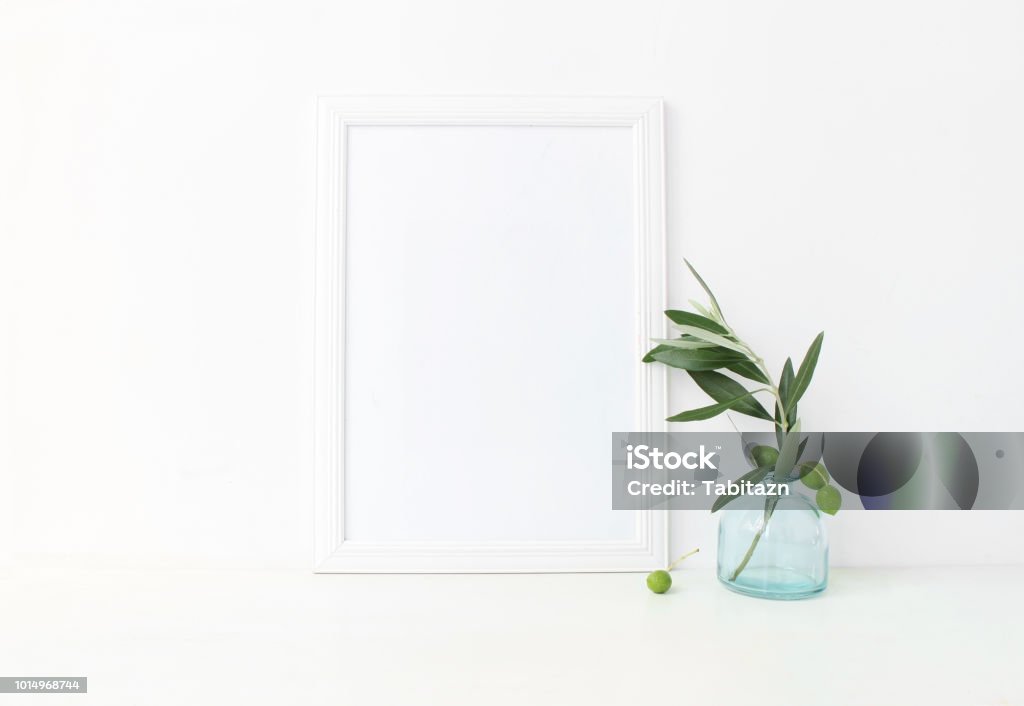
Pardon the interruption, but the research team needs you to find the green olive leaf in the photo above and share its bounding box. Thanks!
[688,299,717,321]
[779,358,796,414]
[651,338,717,350]
[688,371,773,421]
[671,325,750,356]
[666,391,764,422]
[663,310,729,335]
[645,346,748,371]
[785,332,824,417]
[684,259,725,321]
[728,361,771,385]
[773,419,802,480]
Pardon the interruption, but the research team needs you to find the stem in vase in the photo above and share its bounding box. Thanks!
[728,494,779,582]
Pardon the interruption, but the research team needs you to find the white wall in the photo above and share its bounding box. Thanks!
[3,0,1023,569]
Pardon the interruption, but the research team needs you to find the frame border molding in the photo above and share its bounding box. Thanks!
[314,96,667,572]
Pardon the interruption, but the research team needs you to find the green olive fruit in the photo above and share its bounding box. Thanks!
[751,445,780,468]
[799,462,829,490]
[646,570,672,594]
[817,485,842,515]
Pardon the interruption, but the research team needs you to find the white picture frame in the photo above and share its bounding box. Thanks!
[314,96,667,572]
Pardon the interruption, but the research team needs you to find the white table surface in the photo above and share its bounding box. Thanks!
[2,567,1022,705]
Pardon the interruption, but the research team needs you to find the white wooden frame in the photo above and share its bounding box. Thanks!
[314,96,667,572]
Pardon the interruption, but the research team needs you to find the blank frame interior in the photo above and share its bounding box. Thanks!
[315,97,666,572]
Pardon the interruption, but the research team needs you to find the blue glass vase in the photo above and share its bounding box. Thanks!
[716,483,828,600]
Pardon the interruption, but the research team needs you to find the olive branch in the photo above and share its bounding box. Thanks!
[643,261,842,580]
